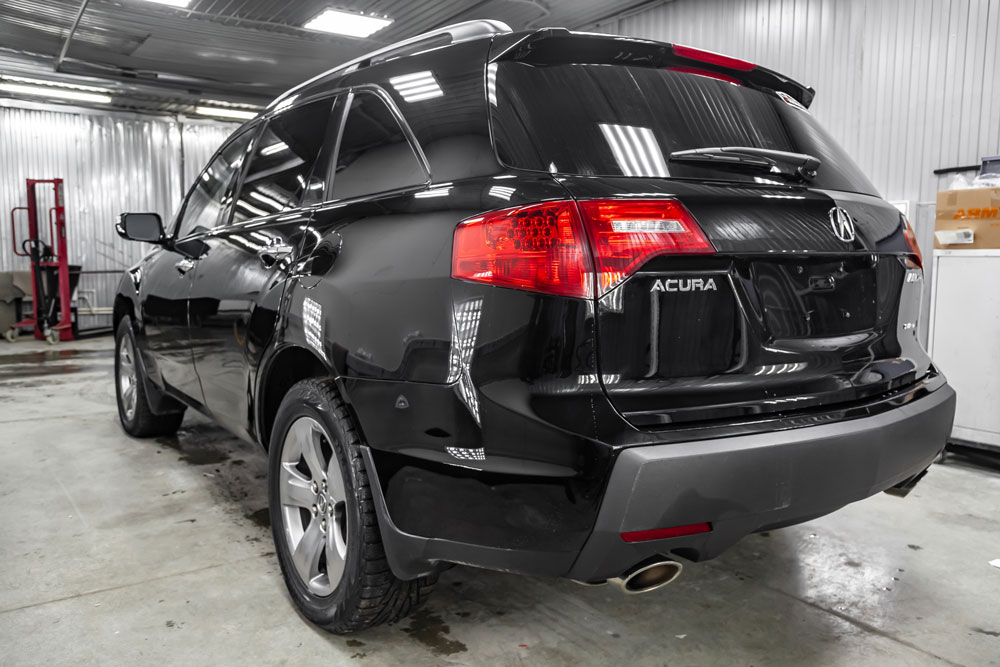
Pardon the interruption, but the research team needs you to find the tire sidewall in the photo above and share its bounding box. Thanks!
[268,380,364,625]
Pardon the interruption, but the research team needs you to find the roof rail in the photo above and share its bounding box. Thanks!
[267,19,512,110]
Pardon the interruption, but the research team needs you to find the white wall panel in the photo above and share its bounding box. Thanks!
[0,100,237,327]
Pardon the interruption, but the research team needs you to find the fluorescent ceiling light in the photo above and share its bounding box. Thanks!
[195,106,257,120]
[1,75,111,93]
[304,9,392,38]
[388,71,443,103]
[0,82,111,104]
[139,0,193,8]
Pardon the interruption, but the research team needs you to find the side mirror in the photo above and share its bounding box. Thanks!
[116,213,165,243]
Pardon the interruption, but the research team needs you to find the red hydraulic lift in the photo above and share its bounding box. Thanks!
[8,178,74,343]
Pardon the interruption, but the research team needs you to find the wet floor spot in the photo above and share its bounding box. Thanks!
[844,560,863,568]
[0,362,113,380]
[907,544,922,551]
[346,639,365,648]
[247,508,270,528]
[972,628,1000,637]
[401,609,468,656]
[0,348,109,365]
[156,434,231,466]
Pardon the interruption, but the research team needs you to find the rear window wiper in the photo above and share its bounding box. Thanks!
[669,146,820,182]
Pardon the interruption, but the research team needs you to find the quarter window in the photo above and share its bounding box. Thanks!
[331,92,426,201]
[175,129,253,238]
[231,96,338,224]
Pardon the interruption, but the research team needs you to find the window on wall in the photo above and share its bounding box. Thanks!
[175,128,254,238]
[331,91,426,201]
[231,96,338,224]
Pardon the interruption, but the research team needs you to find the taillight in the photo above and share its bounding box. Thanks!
[903,217,923,269]
[671,44,756,72]
[578,199,715,295]
[451,201,594,298]
[452,199,714,298]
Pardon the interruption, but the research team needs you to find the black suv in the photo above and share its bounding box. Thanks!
[114,21,956,632]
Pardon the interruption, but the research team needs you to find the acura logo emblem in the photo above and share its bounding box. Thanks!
[828,207,856,242]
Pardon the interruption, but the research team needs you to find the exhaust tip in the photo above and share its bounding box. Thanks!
[613,559,683,594]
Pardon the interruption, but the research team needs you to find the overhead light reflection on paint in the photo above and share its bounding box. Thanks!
[488,185,515,200]
[249,190,285,210]
[415,187,451,199]
[260,141,288,156]
[486,62,498,106]
[389,71,444,102]
[598,123,669,177]
[236,200,268,217]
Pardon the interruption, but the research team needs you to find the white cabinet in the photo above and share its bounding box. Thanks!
[928,250,1000,447]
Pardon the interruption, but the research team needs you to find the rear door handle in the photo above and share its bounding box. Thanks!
[175,258,196,275]
[257,241,294,268]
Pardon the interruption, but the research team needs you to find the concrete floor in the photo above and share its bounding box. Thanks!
[1,336,998,667]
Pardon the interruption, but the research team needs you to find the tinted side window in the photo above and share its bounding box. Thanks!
[176,129,253,238]
[231,96,338,224]
[332,92,426,201]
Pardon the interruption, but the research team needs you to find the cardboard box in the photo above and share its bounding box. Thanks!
[934,187,1000,249]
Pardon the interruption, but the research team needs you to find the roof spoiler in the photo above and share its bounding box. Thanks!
[268,19,513,110]
[491,29,816,109]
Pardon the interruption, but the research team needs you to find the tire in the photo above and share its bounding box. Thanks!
[114,316,184,437]
[268,378,436,633]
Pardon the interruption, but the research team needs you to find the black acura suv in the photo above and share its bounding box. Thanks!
[114,21,956,632]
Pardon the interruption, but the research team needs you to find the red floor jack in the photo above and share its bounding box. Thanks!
[8,178,77,344]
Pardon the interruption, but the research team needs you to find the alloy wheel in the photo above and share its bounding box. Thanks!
[118,334,137,422]
[278,416,349,596]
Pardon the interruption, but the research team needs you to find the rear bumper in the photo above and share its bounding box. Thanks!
[567,383,956,581]
[366,382,955,581]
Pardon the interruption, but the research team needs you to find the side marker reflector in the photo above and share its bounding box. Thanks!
[621,522,712,543]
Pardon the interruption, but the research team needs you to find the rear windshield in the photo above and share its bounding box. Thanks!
[490,63,878,196]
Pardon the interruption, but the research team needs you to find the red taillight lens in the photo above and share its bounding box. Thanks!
[903,217,923,268]
[671,44,756,72]
[578,199,715,295]
[452,199,714,298]
[621,522,712,543]
[451,201,594,298]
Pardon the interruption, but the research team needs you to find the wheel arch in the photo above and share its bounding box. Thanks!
[113,294,134,331]
[257,344,340,449]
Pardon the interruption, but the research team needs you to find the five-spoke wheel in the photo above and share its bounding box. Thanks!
[278,417,349,596]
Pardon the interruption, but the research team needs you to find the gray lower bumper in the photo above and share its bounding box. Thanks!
[567,384,956,582]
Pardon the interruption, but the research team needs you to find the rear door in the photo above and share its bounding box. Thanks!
[188,94,343,439]
[490,58,929,426]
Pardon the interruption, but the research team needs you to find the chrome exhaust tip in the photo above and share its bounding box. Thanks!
[610,558,683,594]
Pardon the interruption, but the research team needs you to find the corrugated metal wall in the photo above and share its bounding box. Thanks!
[586,0,1000,206]
[585,0,1000,343]
[0,100,236,328]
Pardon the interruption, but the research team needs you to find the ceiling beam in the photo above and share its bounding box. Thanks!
[55,0,91,72]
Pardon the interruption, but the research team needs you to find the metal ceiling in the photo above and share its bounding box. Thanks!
[0,0,652,114]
